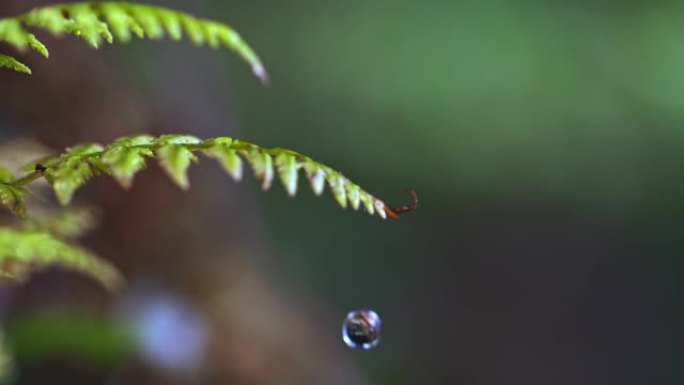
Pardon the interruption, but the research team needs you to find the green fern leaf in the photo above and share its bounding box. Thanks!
[275,152,299,197]
[303,162,327,196]
[44,143,105,205]
[327,174,348,209]
[345,183,361,211]
[101,135,155,188]
[243,146,274,191]
[201,138,243,181]
[156,145,197,190]
[359,191,376,215]
[11,135,403,219]
[0,185,27,219]
[0,228,122,291]
[0,54,31,74]
[0,2,268,83]
[99,3,144,42]
[0,19,28,48]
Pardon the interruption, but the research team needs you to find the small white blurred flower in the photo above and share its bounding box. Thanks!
[117,286,209,373]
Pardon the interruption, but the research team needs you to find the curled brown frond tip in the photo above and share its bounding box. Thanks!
[385,189,418,219]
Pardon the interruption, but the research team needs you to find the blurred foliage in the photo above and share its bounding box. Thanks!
[0,228,122,291]
[0,330,14,384]
[5,313,133,367]
[20,207,98,240]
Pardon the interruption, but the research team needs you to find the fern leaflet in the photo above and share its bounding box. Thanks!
[0,2,268,83]
[0,53,31,74]
[8,135,406,219]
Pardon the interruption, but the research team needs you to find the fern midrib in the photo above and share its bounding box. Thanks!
[7,172,42,187]
[7,140,319,188]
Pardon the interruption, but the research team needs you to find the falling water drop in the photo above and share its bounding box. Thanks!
[342,309,381,350]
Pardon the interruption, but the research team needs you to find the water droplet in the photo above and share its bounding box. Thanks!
[342,309,381,349]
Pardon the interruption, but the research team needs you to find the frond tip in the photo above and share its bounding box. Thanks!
[0,2,268,83]
[0,228,123,291]
[384,189,419,219]
[10,135,416,220]
[0,54,31,74]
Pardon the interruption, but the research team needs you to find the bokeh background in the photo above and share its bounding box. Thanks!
[0,0,682,384]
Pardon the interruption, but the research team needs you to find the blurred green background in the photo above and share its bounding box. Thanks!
[212,1,683,382]
[1,0,683,384]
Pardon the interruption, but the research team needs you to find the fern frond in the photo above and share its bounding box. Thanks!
[0,2,268,83]
[13,135,403,219]
[0,228,122,291]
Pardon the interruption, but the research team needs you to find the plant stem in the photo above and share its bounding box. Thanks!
[10,171,41,187]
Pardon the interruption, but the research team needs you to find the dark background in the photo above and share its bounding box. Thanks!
[0,0,682,384]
